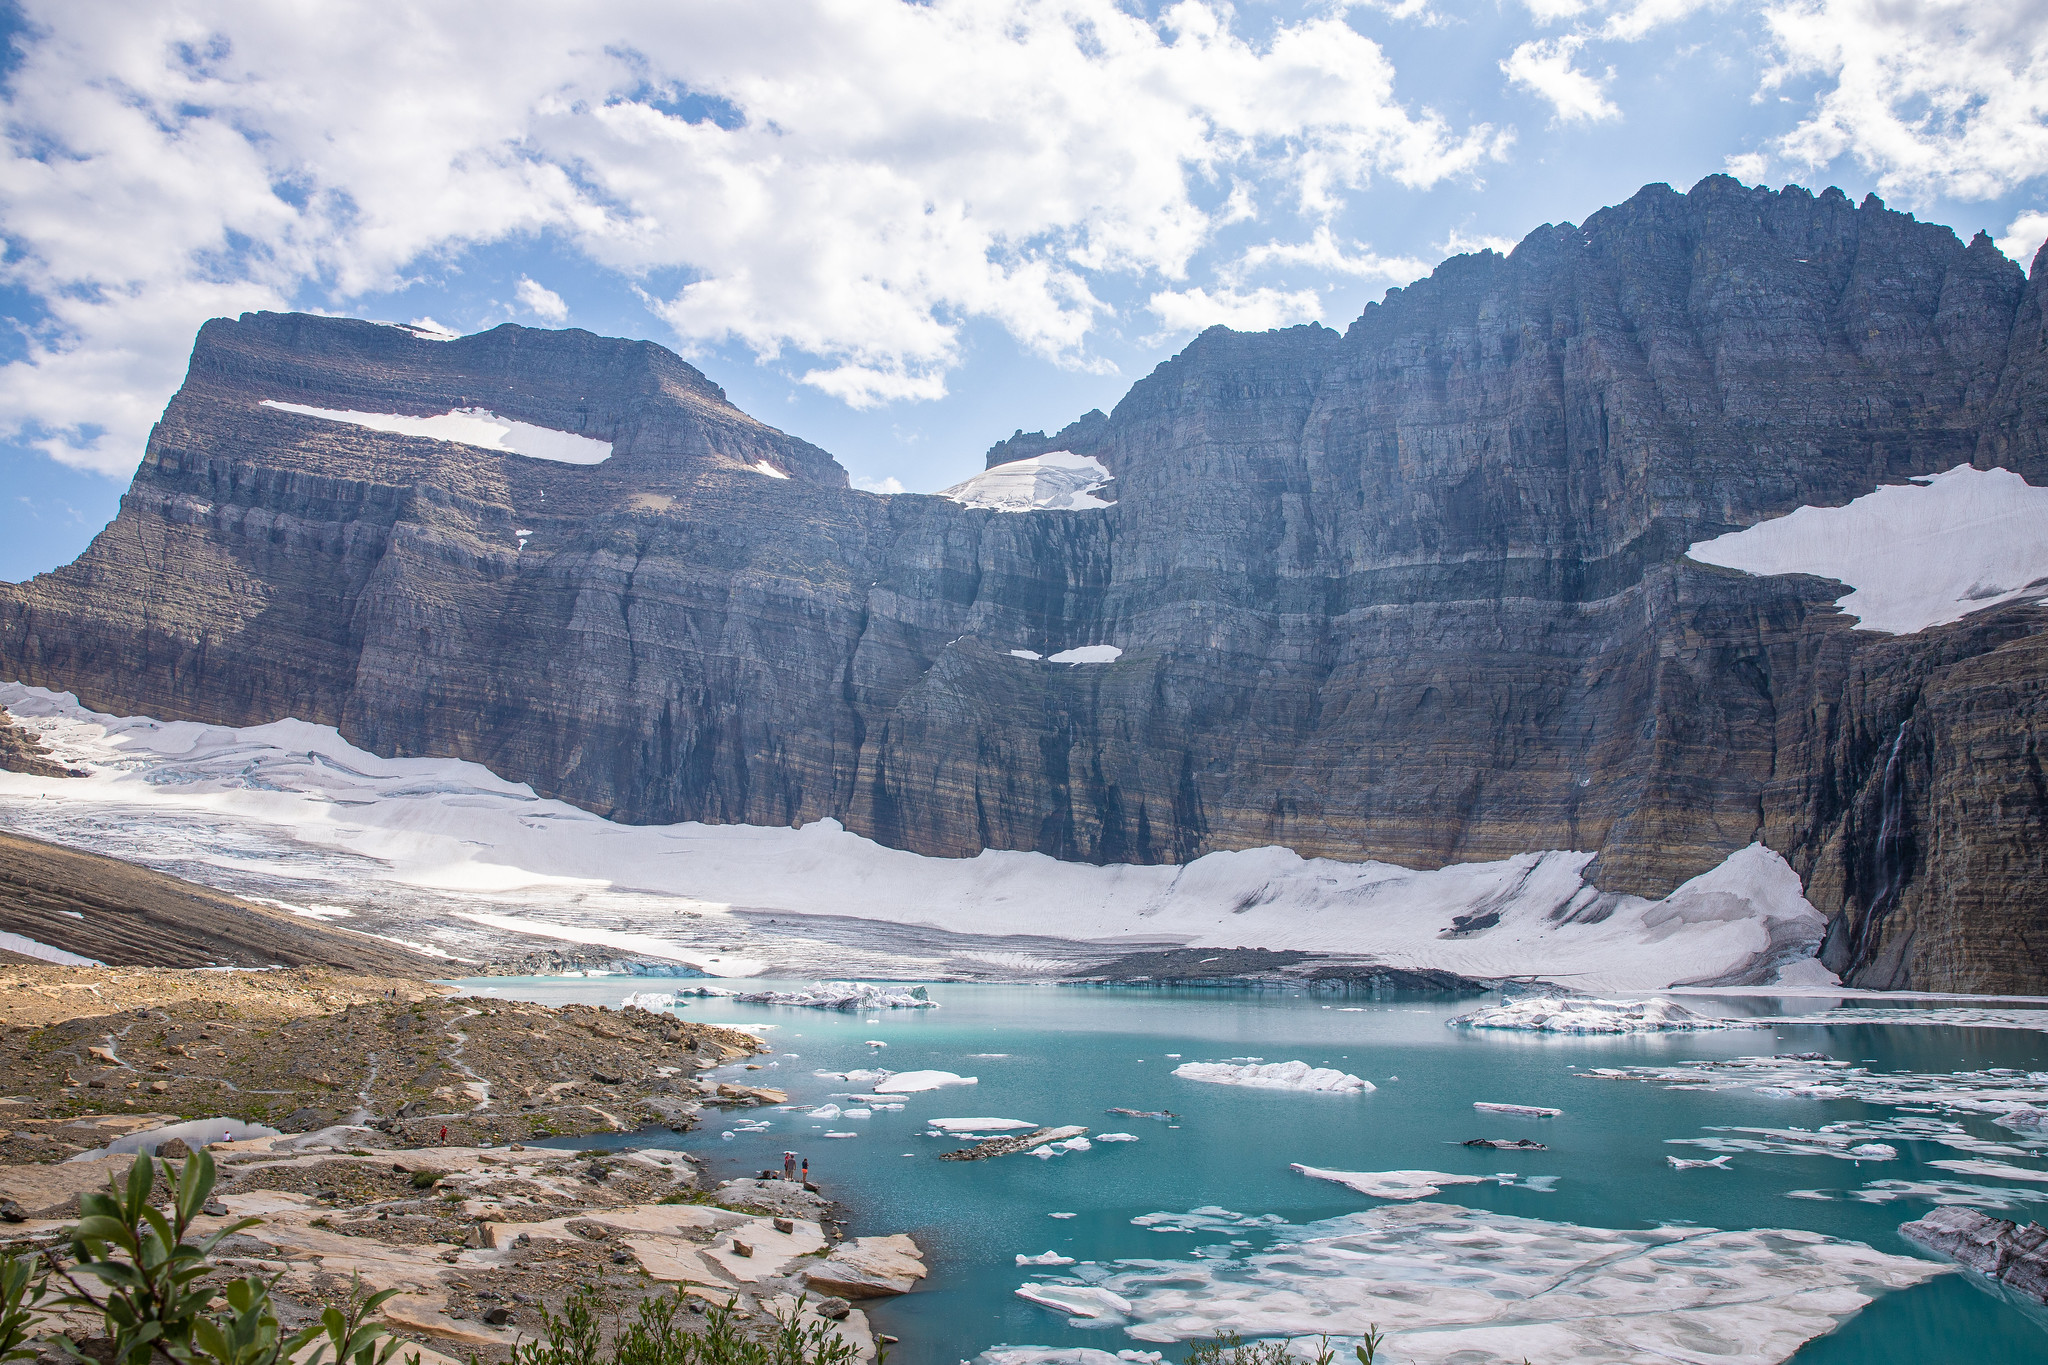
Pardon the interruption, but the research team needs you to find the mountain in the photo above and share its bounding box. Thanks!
[3,175,2045,992]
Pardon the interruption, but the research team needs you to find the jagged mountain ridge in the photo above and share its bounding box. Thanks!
[3,175,2045,991]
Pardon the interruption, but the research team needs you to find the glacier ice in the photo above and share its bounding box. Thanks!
[1452,996,1769,1033]
[1172,1061,1371,1093]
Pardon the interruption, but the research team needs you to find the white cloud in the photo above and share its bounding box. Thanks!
[515,277,569,324]
[2000,210,2048,266]
[1439,227,1519,256]
[851,473,908,495]
[1723,151,1771,182]
[1513,0,1717,40]
[1760,0,2048,201]
[1147,285,1325,333]
[1501,36,1620,124]
[0,0,1502,474]
[1229,225,1432,284]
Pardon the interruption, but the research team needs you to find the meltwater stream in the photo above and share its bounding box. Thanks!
[455,980,2048,1364]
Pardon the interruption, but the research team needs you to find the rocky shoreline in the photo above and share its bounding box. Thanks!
[0,965,925,1361]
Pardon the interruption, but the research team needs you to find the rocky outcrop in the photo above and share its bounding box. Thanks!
[3,176,2047,990]
[1900,1207,2048,1302]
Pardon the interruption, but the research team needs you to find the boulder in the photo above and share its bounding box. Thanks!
[803,1234,927,1299]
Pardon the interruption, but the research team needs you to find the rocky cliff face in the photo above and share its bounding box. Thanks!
[4,175,2045,991]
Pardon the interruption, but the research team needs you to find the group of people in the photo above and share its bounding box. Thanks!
[782,1151,809,1184]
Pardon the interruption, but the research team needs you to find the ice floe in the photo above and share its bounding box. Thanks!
[1687,465,2048,634]
[1291,1166,1483,1199]
[874,1070,976,1094]
[1003,1202,1944,1362]
[1452,996,1769,1033]
[619,991,677,1011]
[1016,1251,1077,1266]
[1095,1133,1139,1142]
[0,684,1835,990]
[929,1119,1038,1134]
[1668,1155,1732,1170]
[1667,1126,1904,1163]
[938,452,1115,512]
[1788,1178,2048,1211]
[1172,1061,1371,1093]
[686,982,934,1009]
[1582,1055,2048,1125]
[260,401,612,465]
[1473,1101,1560,1118]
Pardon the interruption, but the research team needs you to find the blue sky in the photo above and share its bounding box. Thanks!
[2,0,2044,582]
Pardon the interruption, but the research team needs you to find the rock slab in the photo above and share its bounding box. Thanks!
[1900,1206,2048,1301]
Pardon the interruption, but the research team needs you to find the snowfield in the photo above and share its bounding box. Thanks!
[938,452,1114,511]
[261,400,613,465]
[1686,464,2048,634]
[0,683,1835,990]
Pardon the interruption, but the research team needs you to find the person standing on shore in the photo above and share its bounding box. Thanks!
[801,1157,809,1187]
[783,1151,797,1181]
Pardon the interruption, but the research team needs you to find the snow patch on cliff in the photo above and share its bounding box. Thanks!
[939,452,1113,511]
[1686,465,2048,633]
[0,684,1834,991]
[261,401,613,465]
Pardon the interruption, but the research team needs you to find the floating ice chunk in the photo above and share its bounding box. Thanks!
[261,401,612,465]
[731,982,934,1010]
[1047,645,1123,665]
[1014,1283,1133,1320]
[1850,1143,1900,1160]
[1929,1157,2048,1184]
[876,1070,977,1093]
[814,1069,892,1084]
[1586,1055,2048,1126]
[939,452,1115,512]
[841,1108,872,1119]
[1173,1061,1372,1093]
[1453,997,1769,1033]
[822,1131,858,1139]
[930,1118,1038,1134]
[1668,1155,1733,1170]
[1049,1212,1077,1219]
[1006,1202,1945,1360]
[1291,1165,1484,1200]
[1096,1133,1140,1142]
[864,1040,888,1048]
[1474,1101,1560,1118]
[1017,1251,1078,1266]
[806,1104,842,1120]
[620,991,677,1011]
[1686,465,2048,634]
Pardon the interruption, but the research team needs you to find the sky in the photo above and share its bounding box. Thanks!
[1,0,2044,583]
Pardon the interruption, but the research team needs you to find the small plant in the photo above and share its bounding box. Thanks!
[1184,1333,1293,1365]
[1356,1326,1384,1365]
[408,1171,441,1189]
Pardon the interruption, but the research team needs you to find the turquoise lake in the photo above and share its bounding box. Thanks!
[454,979,2048,1364]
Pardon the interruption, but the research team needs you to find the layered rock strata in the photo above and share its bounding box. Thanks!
[3,176,2047,989]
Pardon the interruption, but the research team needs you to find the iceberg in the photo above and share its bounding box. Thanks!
[929,1118,1038,1134]
[728,982,935,1010]
[875,1070,977,1094]
[1005,1202,1945,1361]
[1667,1155,1733,1170]
[1452,996,1769,1033]
[1473,1101,1560,1118]
[1291,1165,1485,1200]
[1016,1251,1077,1266]
[1172,1061,1372,1093]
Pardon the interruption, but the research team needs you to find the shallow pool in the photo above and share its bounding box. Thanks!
[453,979,2048,1364]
